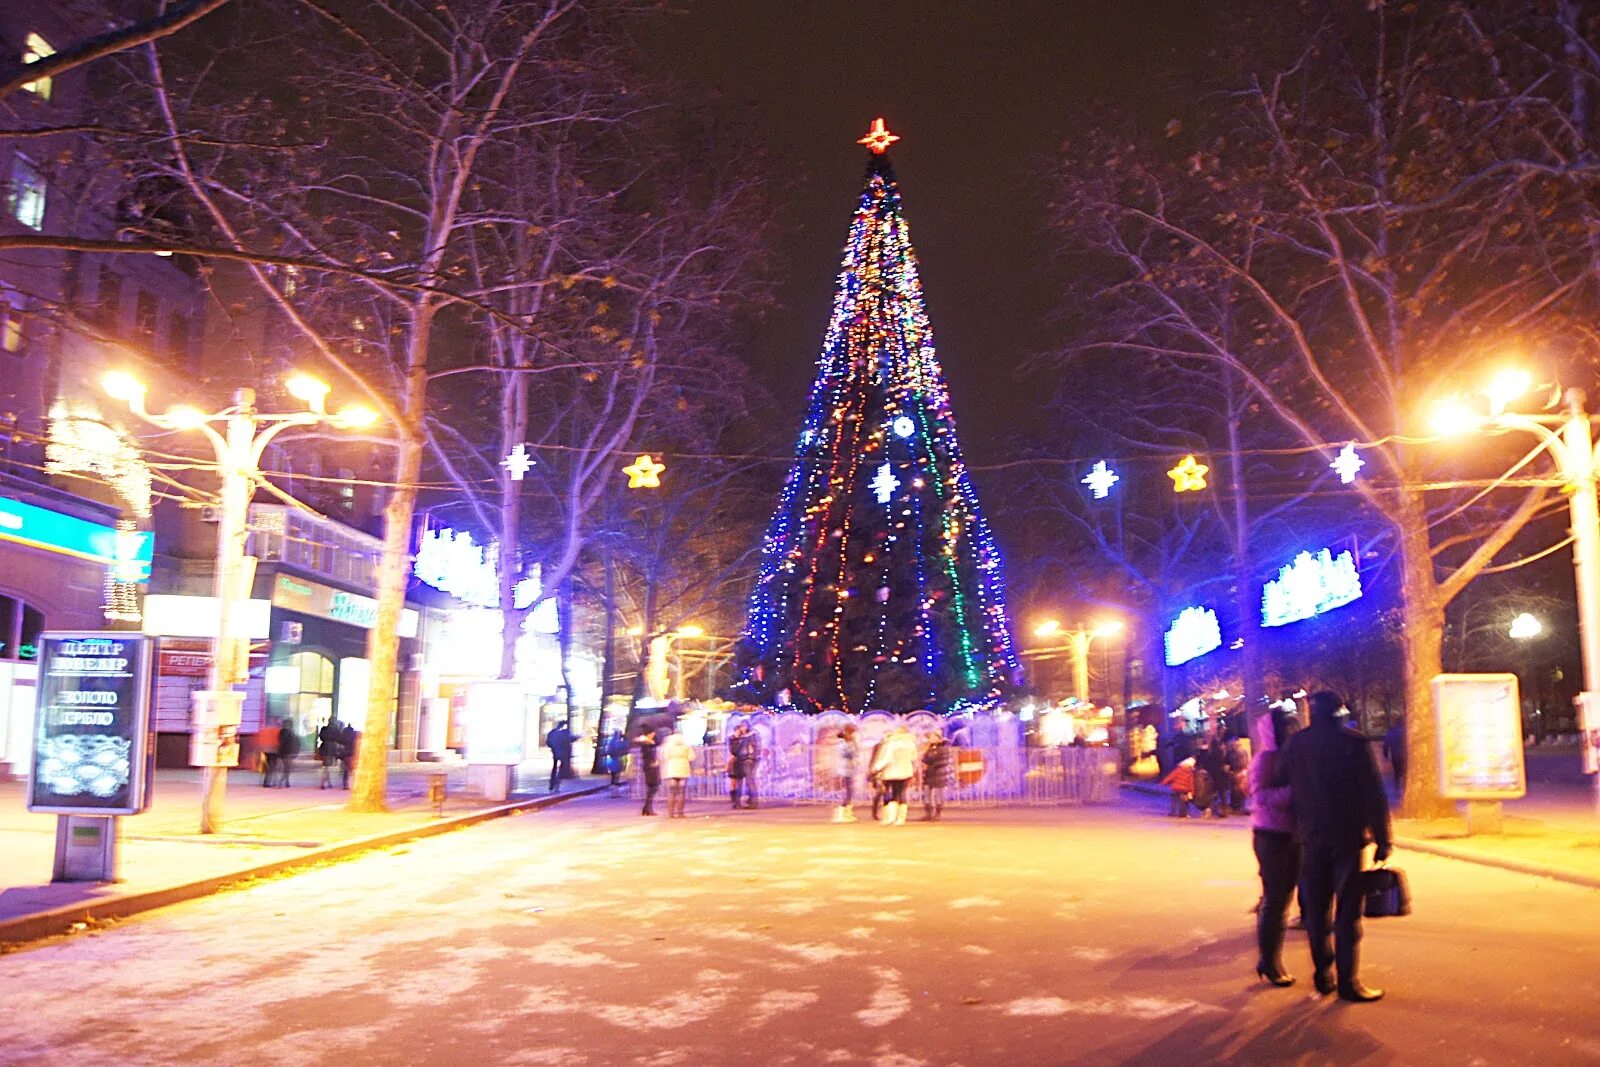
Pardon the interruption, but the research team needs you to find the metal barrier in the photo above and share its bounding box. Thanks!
[629,743,1119,806]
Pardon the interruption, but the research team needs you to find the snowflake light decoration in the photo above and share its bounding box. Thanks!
[1082,460,1119,499]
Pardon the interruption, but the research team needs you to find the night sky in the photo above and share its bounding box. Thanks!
[652,1,1222,462]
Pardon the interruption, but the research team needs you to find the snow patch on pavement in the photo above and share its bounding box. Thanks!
[526,938,631,968]
[948,895,1002,909]
[855,967,911,1027]
[959,944,994,956]
[747,989,821,1027]
[997,995,1221,1019]
[779,941,857,963]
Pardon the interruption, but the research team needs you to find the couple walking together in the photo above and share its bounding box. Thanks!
[1251,691,1392,1003]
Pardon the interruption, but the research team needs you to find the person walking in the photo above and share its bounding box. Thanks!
[546,720,573,793]
[728,723,760,809]
[339,721,357,790]
[661,728,694,818]
[257,718,281,788]
[603,731,629,795]
[275,723,299,787]
[1161,756,1197,817]
[1196,735,1229,818]
[1381,716,1406,796]
[870,724,918,826]
[1270,690,1393,1003]
[1249,705,1301,987]
[636,729,662,816]
[318,717,342,789]
[832,724,860,822]
[921,733,953,821]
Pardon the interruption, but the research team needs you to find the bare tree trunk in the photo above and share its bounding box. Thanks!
[498,374,530,681]
[1396,491,1452,819]
[350,429,424,812]
[1223,370,1261,710]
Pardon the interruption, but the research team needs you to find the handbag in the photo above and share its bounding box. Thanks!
[1362,865,1411,918]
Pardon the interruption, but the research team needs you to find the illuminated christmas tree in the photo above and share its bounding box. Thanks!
[732,120,1021,713]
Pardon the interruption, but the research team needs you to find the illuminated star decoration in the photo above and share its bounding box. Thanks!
[501,443,535,481]
[892,415,915,438]
[870,462,900,503]
[857,117,900,155]
[1330,443,1364,485]
[1168,454,1209,493]
[1081,460,1119,500]
[623,453,665,489]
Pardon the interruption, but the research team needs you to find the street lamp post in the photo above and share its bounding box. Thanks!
[1029,618,1124,704]
[1509,612,1544,738]
[1437,381,1600,812]
[104,371,377,834]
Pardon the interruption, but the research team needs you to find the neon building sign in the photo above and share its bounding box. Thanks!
[1165,606,1221,666]
[1261,548,1362,628]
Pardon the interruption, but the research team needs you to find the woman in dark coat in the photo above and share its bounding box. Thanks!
[921,735,954,821]
[636,730,661,816]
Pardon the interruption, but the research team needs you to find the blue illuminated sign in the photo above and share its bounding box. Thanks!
[1261,548,1362,628]
[0,497,153,583]
[1165,606,1221,666]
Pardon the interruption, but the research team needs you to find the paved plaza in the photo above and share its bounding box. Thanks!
[2,787,1598,1066]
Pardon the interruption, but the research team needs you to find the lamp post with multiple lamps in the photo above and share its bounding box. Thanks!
[103,370,377,834]
[1434,372,1600,811]
[1026,618,1125,705]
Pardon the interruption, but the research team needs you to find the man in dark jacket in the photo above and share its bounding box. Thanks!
[1271,691,1392,1002]
[728,724,759,809]
[546,721,573,793]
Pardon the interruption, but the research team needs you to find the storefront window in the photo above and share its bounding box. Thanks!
[19,602,42,660]
[286,650,335,740]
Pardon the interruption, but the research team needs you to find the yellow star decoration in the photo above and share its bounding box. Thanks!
[623,453,665,489]
[1168,454,1209,493]
[857,117,900,155]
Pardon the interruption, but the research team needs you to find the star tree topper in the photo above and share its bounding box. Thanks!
[1168,454,1209,493]
[623,453,665,489]
[501,443,534,481]
[1082,460,1119,499]
[857,117,900,154]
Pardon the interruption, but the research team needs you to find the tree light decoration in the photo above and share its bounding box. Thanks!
[501,443,534,481]
[1082,460,1119,499]
[1168,454,1209,492]
[733,122,1020,713]
[1165,606,1222,666]
[1330,443,1364,484]
[1260,548,1363,628]
[871,462,900,503]
[413,524,543,614]
[623,453,665,489]
[46,401,153,518]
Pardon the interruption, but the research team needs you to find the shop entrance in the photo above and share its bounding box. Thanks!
[283,650,335,745]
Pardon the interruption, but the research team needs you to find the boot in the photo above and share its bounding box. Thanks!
[831,806,846,823]
[924,804,934,821]
[842,806,856,822]
[934,805,942,821]
[730,790,741,809]
[880,801,898,825]
[894,803,908,826]
[1337,981,1384,1003]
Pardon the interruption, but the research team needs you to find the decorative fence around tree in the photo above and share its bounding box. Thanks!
[629,709,1120,806]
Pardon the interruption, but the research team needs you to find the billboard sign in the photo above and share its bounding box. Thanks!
[1433,673,1526,800]
[28,632,155,815]
[0,496,153,582]
[464,681,526,765]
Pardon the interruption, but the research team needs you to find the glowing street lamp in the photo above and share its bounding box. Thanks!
[1025,616,1124,704]
[104,369,380,834]
[1509,612,1543,641]
[1433,375,1600,805]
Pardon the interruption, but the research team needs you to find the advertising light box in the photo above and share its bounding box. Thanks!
[1433,673,1526,800]
[0,496,154,583]
[28,632,155,815]
[464,681,526,765]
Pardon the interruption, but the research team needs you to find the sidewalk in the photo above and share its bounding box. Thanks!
[0,758,601,946]
[1123,779,1600,888]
